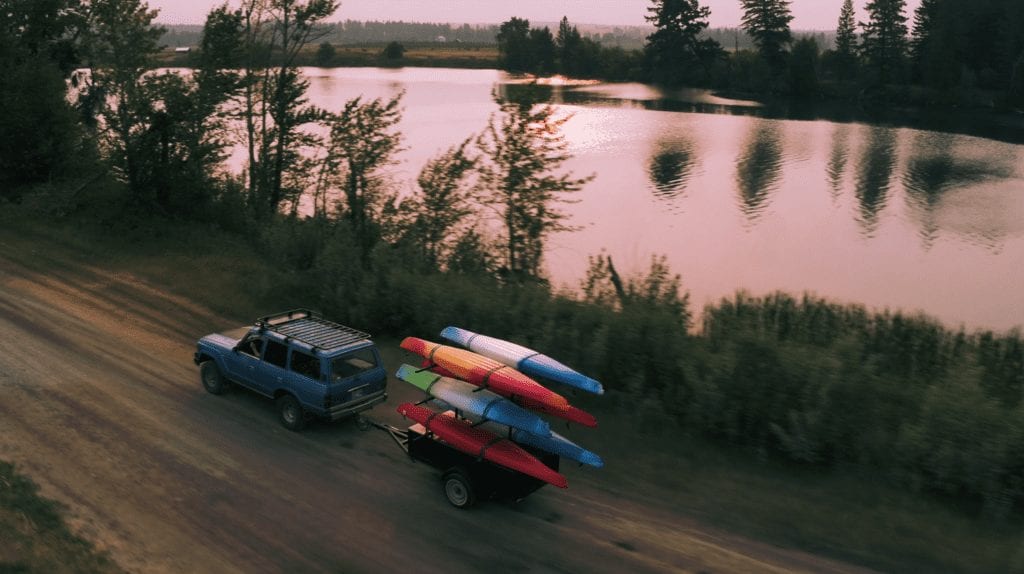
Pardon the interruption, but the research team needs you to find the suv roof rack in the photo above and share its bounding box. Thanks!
[255,309,371,353]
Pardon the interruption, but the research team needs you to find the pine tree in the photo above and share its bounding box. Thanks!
[861,0,909,84]
[834,0,858,81]
[909,0,941,81]
[740,0,794,72]
[644,0,722,85]
[556,16,583,76]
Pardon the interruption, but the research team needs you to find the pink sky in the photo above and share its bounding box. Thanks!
[151,0,923,30]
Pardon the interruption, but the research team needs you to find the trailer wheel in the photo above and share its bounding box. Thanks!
[442,468,476,509]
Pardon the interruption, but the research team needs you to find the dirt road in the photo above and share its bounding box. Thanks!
[0,244,874,573]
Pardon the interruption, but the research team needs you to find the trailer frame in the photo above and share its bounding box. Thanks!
[362,415,559,509]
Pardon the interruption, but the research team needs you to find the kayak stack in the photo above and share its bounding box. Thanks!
[397,328,605,490]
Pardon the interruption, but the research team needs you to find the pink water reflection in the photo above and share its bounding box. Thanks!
[288,68,1024,332]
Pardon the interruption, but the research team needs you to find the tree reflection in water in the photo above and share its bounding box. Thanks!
[903,131,1013,247]
[854,126,897,237]
[647,136,697,210]
[735,121,782,223]
[827,124,850,201]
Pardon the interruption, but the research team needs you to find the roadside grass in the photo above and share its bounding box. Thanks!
[0,461,121,574]
[588,412,1024,573]
[2,210,1023,573]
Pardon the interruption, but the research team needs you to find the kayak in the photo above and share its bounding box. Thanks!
[396,402,568,488]
[422,360,597,428]
[400,337,569,412]
[395,364,551,436]
[508,427,604,469]
[441,326,605,395]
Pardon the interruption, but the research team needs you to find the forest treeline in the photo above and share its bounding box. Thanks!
[1,0,1022,523]
[497,0,1024,107]
[160,20,663,50]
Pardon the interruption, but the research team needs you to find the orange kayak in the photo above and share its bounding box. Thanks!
[400,337,569,412]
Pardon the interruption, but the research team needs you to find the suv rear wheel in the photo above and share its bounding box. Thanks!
[277,394,307,431]
[200,361,228,395]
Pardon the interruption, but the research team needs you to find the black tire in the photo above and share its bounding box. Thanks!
[277,394,307,431]
[442,468,476,509]
[200,361,228,395]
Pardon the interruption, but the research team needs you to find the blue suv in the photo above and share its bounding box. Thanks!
[194,309,387,430]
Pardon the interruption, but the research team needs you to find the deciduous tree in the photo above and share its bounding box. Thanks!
[84,0,164,200]
[496,17,531,72]
[239,0,338,215]
[476,89,593,281]
[395,140,478,268]
[317,93,404,257]
[0,0,88,194]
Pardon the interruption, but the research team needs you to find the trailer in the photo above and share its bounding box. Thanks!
[364,415,560,509]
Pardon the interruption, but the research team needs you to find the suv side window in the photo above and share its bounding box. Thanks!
[290,350,321,381]
[239,334,264,358]
[332,348,378,380]
[264,340,288,368]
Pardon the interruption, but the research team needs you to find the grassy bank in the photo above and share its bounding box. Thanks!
[0,461,120,573]
[2,205,1023,572]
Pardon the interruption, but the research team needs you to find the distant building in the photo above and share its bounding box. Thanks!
[435,35,447,43]
[174,47,191,53]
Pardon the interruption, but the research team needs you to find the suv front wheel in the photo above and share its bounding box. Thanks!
[200,361,228,395]
[277,394,307,431]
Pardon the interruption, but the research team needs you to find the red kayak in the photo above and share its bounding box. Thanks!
[397,403,568,488]
[400,337,569,412]
[424,360,598,428]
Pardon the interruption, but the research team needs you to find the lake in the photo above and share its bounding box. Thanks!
[296,67,1024,332]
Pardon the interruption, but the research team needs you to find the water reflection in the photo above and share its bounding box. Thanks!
[903,132,1016,247]
[647,135,697,208]
[854,127,897,236]
[227,67,1024,330]
[551,80,1024,145]
[735,121,783,222]
[827,124,850,201]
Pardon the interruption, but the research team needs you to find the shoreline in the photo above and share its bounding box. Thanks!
[154,46,1024,145]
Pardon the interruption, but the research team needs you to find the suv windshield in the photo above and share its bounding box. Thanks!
[332,348,378,381]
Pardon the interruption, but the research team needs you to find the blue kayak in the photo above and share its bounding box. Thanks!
[440,326,605,395]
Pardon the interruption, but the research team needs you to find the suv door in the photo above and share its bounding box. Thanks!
[257,339,290,396]
[285,348,326,412]
[223,332,264,391]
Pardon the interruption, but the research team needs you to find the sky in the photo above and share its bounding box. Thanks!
[150,0,924,30]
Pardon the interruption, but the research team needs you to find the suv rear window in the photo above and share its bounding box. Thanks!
[332,348,378,380]
[290,350,321,380]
